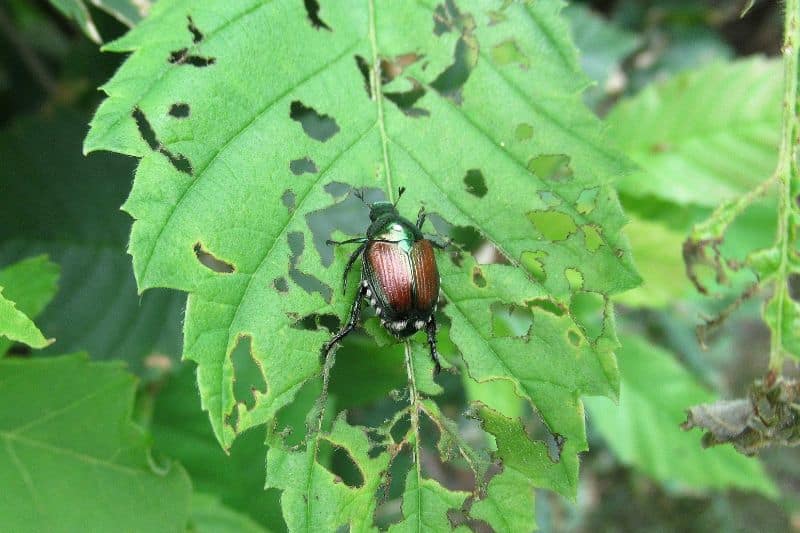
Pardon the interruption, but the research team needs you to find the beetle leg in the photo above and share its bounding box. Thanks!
[426,316,443,375]
[416,206,426,229]
[326,237,367,246]
[322,284,366,360]
[341,242,366,294]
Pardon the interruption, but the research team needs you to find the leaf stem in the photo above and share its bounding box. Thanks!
[367,0,395,202]
[403,341,423,518]
[769,0,800,371]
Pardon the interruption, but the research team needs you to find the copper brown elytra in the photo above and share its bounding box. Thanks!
[323,187,446,373]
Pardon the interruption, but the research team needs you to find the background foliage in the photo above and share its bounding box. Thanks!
[1,0,797,531]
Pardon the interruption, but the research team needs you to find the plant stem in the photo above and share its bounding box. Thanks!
[769,0,800,370]
[367,0,395,203]
[403,341,423,494]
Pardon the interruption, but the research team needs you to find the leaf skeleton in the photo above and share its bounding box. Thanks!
[323,187,447,374]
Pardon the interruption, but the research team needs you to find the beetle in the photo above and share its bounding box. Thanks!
[322,187,446,373]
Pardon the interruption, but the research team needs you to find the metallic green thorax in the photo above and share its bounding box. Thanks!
[366,202,422,253]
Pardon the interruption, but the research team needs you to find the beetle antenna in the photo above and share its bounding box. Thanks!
[394,186,406,206]
[352,187,367,205]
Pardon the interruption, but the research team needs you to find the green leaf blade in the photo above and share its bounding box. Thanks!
[0,354,192,532]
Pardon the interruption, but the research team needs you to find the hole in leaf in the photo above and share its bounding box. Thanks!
[463,169,487,198]
[472,266,486,287]
[549,433,566,462]
[303,0,332,31]
[571,291,605,341]
[132,107,193,175]
[576,188,599,215]
[390,414,410,443]
[186,15,203,43]
[567,328,582,347]
[491,39,529,69]
[521,251,547,282]
[515,123,533,141]
[527,154,572,181]
[430,38,476,104]
[380,53,422,85]
[564,268,584,290]
[194,242,235,273]
[168,103,190,118]
[287,232,332,303]
[384,81,429,117]
[432,2,453,35]
[520,405,564,463]
[430,4,477,104]
[317,440,365,488]
[449,225,482,254]
[290,157,318,175]
[282,189,296,212]
[230,335,267,410]
[273,277,289,292]
[290,313,341,334]
[538,191,561,207]
[490,302,532,338]
[307,184,382,266]
[528,210,577,241]
[354,55,372,97]
[290,100,340,142]
[528,298,565,317]
[788,273,800,302]
[168,48,216,67]
[582,224,603,252]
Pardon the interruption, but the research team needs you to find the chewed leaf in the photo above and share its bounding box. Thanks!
[84,0,639,528]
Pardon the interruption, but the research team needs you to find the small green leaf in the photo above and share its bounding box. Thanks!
[265,413,390,532]
[584,335,778,497]
[0,286,50,349]
[0,354,192,532]
[388,470,468,533]
[0,255,59,354]
[608,58,782,207]
[47,0,146,42]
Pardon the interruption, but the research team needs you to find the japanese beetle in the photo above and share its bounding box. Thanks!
[323,187,446,373]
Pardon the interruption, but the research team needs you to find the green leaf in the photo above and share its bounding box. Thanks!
[0,255,59,354]
[48,0,146,43]
[468,403,575,531]
[388,470,468,533]
[0,287,50,349]
[85,0,639,528]
[584,335,778,497]
[188,493,270,533]
[608,58,782,208]
[0,354,192,532]
[265,413,391,532]
[0,110,183,373]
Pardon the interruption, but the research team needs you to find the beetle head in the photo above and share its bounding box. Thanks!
[368,201,398,221]
[366,186,406,221]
